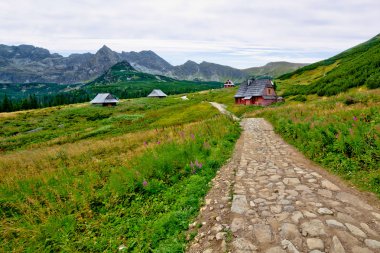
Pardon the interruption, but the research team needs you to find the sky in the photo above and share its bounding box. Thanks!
[0,0,379,68]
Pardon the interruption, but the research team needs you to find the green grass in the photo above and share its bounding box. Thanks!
[0,90,241,252]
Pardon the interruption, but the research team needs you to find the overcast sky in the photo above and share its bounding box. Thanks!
[0,0,379,68]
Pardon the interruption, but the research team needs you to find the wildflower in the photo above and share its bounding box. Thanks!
[353,116,357,121]
[143,180,148,187]
[190,161,194,168]
[349,128,353,135]
[191,133,195,140]
[198,163,203,169]
[192,169,196,174]
[203,141,211,149]
[144,141,147,146]
[157,141,161,144]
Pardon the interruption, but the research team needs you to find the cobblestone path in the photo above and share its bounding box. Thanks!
[188,118,380,253]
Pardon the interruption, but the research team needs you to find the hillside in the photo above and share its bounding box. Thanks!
[277,33,380,96]
[243,61,308,78]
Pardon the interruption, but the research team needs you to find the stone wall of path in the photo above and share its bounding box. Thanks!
[187,118,380,253]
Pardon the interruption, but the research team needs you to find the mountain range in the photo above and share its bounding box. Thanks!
[0,44,307,84]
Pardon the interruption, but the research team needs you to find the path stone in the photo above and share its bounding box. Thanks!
[326,219,346,229]
[253,224,273,243]
[306,238,324,250]
[321,179,340,191]
[231,195,249,214]
[300,219,326,236]
[365,239,380,249]
[317,207,334,215]
[345,223,367,238]
[231,217,245,232]
[332,236,346,253]
[232,238,258,251]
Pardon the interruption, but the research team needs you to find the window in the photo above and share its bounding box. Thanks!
[268,88,271,94]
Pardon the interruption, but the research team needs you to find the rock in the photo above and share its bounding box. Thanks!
[336,230,359,247]
[270,205,282,213]
[283,178,300,185]
[231,195,249,214]
[207,235,215,241]
[211,224,223,233]
[345,223,367,238]
[203,249,213,253]
[352,246,373,253]
[309,250,324,253]
[321,180,340,191]
[337,212,356,223]
[253,224,273,243]
[303,210,317,218]
[281,239,300,253]
[360,223,378,237]
[317,189,333,198]
[250,201,256,207]
[331,236,346,253]
[291,211,304,224]
[215,232,226,240]
[266,246,286,253]
[317,208,334,215]
[118,244,127,251]
[365,239,380,249]
[326,219,346,229]
[280,223,300,239]
[371,212,380,220]
[306,238,324,250]
[215,216,221,222]
[336,192,373,210]
[205,198,212,205]
[300,219,326,236]
[231,218,244,232]
[232,238,258,251]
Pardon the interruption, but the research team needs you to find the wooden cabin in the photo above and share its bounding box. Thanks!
[90,93,119,106]
[234,79,277,106]
[224,80,235,88]
[147,89,167,98]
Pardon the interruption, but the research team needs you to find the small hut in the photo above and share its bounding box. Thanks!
[224,80,235,88]
[90,93,119,106]
[147,89,167,98]
[234,79,277,106]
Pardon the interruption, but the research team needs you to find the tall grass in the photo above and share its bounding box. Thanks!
[0,90,241,252]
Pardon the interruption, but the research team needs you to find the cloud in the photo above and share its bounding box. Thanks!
[0,0,379,68]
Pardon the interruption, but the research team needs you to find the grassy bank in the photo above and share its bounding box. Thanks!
[248,88,380,196]
[0,93,240,252]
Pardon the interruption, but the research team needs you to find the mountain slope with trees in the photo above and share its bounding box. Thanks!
[277,33,380,96]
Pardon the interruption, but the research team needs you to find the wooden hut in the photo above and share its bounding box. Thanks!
[224,80,235,88]
[234,79,277,106]
[90,93,119,106]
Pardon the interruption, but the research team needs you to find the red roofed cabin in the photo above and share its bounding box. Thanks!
[234,79,277,106]
[224,80,235,88]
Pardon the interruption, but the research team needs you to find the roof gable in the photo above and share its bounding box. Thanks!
[234,79,274,98]
[90,93,119,104]
[147,89,167,97]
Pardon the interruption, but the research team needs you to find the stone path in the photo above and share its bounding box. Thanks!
[187,118,380,253]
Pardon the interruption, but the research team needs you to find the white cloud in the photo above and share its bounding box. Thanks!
[0,0,379,68]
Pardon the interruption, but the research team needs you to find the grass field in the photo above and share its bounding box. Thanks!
[0,91,241,252]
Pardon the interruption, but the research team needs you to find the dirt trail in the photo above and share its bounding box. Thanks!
[209,102,240,121]
[187,117,380,253]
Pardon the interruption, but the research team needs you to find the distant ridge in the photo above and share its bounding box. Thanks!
[0,44,307,83]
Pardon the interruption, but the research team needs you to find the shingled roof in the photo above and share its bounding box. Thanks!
[147,89,167,97]
[90,93,119,104]
[234,79,274,98]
